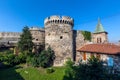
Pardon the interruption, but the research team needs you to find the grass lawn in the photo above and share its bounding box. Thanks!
[0,64,66,80]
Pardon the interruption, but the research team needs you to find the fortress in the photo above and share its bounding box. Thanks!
[0,15,108,66]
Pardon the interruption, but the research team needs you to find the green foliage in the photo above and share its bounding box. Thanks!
[4,54,15,66]
[64,59,75,80]
[46,68,55,74]
[0,52,27,66]
[0,53,4,62]
[81,31,91,41]
[0,50,14,54]
[18,26,34,53]
[64,56,109,80]
[65,58,74,67]
[26,56,31,65]
[74,56,107,80]
[38,46,55,68]
[26,55,38,67]
[26,46,55,68]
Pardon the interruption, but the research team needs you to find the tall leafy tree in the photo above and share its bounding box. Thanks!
[18,26,33,53]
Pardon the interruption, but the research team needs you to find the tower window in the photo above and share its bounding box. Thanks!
[36,39,38,41]
[97,37,102,43]
[60,36,63,39]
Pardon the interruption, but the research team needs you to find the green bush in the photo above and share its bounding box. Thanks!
[46,68,54,74]
[0,54,4,62]
[18,53,27,63]
[5,54,15,66]
[81,31,91,41]
[31,57,38,67]
[4,50,14,54]
[0,52,27,66]
[26,56,32,66]
[65,58,74,67]
[64,56,109,80]
[38,46,55,68]
[64,59,75,80]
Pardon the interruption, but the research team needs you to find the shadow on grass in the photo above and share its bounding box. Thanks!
[0,64,24,80]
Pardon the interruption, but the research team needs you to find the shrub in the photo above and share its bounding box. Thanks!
[63,56,109,80]
[38,46,55,68]
[65,58,74,67]
[31,57,38,67]
[5,50,14,54]
[4,54,15,66]
[0,54,4,62]
[64,59,75,80]
[18,53,27,63]
[46,68,54,74]
[26,56,32,66]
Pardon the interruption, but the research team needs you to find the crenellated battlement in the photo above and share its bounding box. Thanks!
[0,32,21,38]
[44,15,74,26]
[29,27,44,31]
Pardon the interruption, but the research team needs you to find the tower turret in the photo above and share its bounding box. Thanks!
[44,15,74,66]
[92,18,108,43]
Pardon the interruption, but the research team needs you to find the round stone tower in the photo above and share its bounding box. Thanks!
[29,27,45,45]
[44,15,74,66]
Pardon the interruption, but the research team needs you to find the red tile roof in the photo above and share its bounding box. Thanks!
[77,43,120,55]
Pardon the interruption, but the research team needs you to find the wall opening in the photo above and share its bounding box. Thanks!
[60,36,63,39]
[36,39,38,41]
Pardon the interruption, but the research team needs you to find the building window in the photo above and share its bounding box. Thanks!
[96,54,100,59]
[83,52,86,60]
[60,36,63,39]
[97,37,102,43]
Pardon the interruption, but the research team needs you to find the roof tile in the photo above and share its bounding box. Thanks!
[77,43,120,55]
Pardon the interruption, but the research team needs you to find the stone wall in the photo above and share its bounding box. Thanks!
[0,27,45,46]
[73,30,85,61]
[45,15,74,66]
[0,32,21,43]
[75,30,85,49]
[29,27,45,45]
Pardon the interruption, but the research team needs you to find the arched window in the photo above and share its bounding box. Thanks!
[97,37,102,43]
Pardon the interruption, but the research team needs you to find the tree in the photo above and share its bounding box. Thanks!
[64,56,108,80]
[64,59,75,80]
[38,46,55,68]
[18,26,34,53]
[25,46,55,68]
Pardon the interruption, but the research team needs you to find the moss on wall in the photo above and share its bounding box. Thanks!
[81,31,91,41]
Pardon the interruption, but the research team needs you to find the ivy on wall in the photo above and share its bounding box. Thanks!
[81,31,91,41]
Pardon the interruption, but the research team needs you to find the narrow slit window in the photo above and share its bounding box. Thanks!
[60,36,63,39]
[36,39,38,41]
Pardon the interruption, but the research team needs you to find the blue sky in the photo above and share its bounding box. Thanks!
[0,0,120,42]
